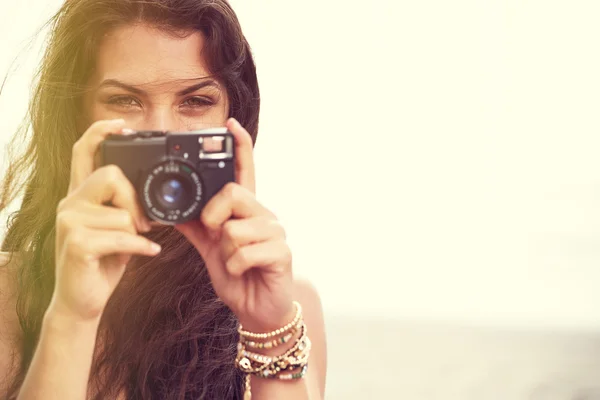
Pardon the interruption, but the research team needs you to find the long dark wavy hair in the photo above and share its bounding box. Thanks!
[0,0,260,398]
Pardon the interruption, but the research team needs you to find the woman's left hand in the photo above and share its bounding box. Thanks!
[175,118,295,332]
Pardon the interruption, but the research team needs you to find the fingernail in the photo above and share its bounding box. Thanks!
[150,242,162,253]
[122,128,136,135]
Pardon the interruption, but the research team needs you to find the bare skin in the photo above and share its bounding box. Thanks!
[0,23,327,399]
[0,253,20,394]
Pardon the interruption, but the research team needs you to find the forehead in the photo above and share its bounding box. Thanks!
[91,24,211,86]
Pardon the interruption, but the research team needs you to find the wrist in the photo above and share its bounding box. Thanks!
[43,304,101,337]
[237,302,297,334]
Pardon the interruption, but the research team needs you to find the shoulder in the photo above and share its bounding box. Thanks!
[0,251,20,332]
[0,251,19,269]
[0,251,12,266]
[292,278,327,399]
[0,252,19,297]
[0,251,18,296]
[0,251,20,337]
[0,252,21,394]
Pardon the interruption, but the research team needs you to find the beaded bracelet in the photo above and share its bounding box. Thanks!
[267,363,309,380]
[241,320,303,350]
[236,322,308,375]
[262,338,311,377]
[243,364,309,400]
[244,337,311,379]
[240,334,311,377]
[238,301,302,340]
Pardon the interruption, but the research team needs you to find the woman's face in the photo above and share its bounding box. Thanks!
[83,23,229,131]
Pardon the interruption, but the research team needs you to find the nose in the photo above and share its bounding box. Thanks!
[138,108,184,132]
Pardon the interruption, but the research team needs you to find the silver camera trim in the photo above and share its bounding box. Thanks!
[197,129,233,160]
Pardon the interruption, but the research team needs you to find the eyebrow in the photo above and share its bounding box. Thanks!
[96,79,219,96]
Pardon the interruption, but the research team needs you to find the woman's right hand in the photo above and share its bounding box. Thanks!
[48,119,161,323]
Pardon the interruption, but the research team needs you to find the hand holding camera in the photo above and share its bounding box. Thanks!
[49,120,234,324]
[49,119,163,323]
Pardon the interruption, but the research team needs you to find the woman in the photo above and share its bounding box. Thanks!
[0,0,327,399]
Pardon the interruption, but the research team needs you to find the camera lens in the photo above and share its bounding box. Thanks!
[154,175,191,210]
[160,178,184,204]
[140,157,204,225]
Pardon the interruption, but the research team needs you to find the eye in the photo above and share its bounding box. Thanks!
[181,96,214,108]
[106,95,141,108]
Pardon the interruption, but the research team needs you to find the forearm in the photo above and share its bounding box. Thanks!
[250,374,318,400]
[17,308,99,400]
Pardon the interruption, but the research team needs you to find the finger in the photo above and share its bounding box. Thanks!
[175,220,212,256]
[226,118,256,194]
[68,119,129,194]
[220,217,286,260]
[176,220,230,292]
[62,227,161,264]
[225,239,292,278]
[72,164,152,232]
[200,182,272,236]
[57,205,146,237]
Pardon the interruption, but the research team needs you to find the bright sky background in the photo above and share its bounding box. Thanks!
[2,0,600,329]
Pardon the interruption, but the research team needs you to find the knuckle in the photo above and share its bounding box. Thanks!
[71,140,83,155]
[102,164,123,181]
[200,209,214,228]
[234,247,249,267]
[222,182,238,198]
[56,197,69,213]
[281,243,293,263]
[118,210,135,228]
[224,256,234,273]
[64,229,86,253]
[97,165,125,190]
[113,232,131,249]
[225,253,239,273]
[270,219,286,239]
[222,220,237,240]
[267,209,278,219]
[56,209,75,232]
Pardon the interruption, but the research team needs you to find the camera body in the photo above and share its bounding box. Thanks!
[94,128,235,225]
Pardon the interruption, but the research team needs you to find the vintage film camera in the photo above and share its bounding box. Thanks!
[94,128,234,225]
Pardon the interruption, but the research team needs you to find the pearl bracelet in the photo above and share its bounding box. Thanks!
[238,301,302,340]
[241,320,303,349]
